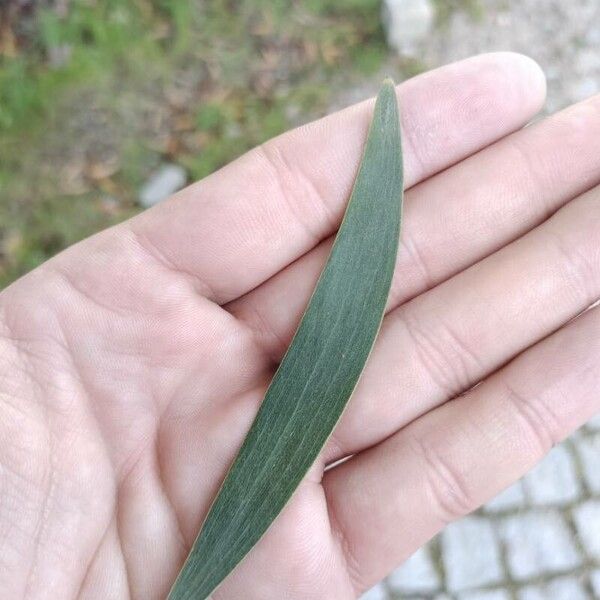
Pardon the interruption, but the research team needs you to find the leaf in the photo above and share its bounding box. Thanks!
[168,79,404,600]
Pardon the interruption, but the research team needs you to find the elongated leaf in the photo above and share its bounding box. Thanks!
[168,80,404,600]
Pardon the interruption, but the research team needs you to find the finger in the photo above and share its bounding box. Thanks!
[229,93,600,360]
[323,302,600,593]
[128,53,545,304]
[325,181,600,460]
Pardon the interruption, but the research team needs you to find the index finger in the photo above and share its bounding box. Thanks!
[130,53,546,304]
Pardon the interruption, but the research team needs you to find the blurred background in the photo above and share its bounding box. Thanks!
[2,0,599,291]
[1,1,600,598]
[0,0,394,288]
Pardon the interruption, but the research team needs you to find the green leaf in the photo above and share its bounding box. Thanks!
[168,79,404,600]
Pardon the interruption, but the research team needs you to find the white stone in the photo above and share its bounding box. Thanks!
[591,570,600,596]
[459,589,511,600]
[517,577,589,600]
[498,511,581,581]
[138,163,187,208]
[388,546,440,594]
[573,500,600,559]
[575,435,600,493]
[522,445,580,506]
[587,25,600,45]
[576,48,600,74]
[359,582,387,600]
[382,0,435,56]
[441,516,503,592]
[484,481,526,513]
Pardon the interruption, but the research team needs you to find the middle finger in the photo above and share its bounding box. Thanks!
[229,95,600,363]
[326,180,600,460]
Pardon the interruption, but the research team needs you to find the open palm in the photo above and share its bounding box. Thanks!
[3,53,600,599]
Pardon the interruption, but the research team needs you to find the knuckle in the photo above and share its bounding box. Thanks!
[410,432,478,524]
[501,379,560,456]
[398,308,476,397]
[258,141,337,243]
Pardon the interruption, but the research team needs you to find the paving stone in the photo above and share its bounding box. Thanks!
[441,516,503,593]
[459,589,511,600]
[586,413,600,431]
[574,434,600,493]
[388,546,440,594]
[484,481,526,513]
[359,582,388,600]
[498,511,582,581]
[517,576,590,600]
[573,500,600,559]
[569,427,585,442]
[590,570,600,596]
[523,445,580,506]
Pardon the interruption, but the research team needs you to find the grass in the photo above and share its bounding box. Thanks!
[0,0,406,288]
[433,0,485,25]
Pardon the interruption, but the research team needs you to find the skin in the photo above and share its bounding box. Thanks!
[2,52,600,599]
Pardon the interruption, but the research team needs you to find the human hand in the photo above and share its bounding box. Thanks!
[2,52,600,599]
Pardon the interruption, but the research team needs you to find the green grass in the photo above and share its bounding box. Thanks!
[0,0,391,288]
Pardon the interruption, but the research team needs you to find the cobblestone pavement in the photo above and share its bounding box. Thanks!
[419,0,600,114]
[360,416,600,599]
[354,2,600,598]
